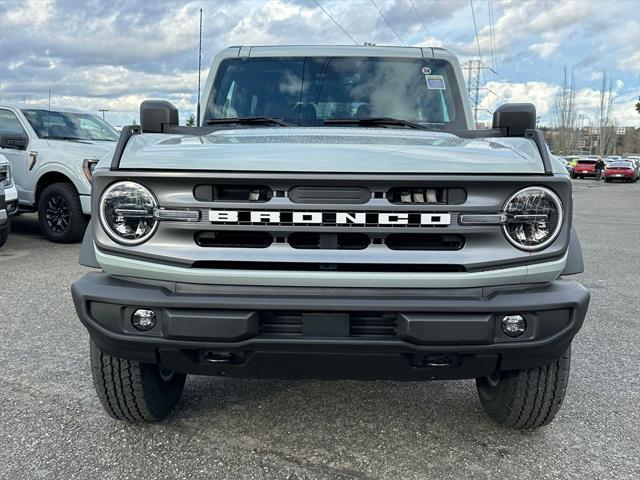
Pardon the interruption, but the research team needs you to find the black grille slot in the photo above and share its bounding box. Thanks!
[260,312,303,336]
[192,261,465,272]
[350,313,396,337]
[259,311,396,337]
[289,186,371,204]
[385,234,465,251]
[195,231,272,248]
[387,187,466,205]
[288,233,370,250]
[194,184,272,202]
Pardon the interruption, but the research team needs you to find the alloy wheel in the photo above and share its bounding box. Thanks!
[45,195,70,233]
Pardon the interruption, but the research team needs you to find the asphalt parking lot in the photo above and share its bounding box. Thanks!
[0,179,638,480]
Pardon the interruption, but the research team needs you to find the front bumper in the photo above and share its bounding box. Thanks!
[72,273,589,380]
[0,208,7,225]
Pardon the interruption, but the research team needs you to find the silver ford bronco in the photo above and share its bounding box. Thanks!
[72,45,589,428]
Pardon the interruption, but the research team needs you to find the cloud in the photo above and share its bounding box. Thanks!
[0,0,637,129]
[479,81,560,120]
[4,0,54,27]
[528,42,559,60]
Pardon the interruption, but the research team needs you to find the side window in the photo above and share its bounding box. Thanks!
[0,110,26,136]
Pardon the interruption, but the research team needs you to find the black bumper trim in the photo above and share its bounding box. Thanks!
[72,273,589,380]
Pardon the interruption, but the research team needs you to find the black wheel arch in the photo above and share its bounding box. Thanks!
[35,171,79,204]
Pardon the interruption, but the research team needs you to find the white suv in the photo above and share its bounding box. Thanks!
[0,104,118,242]
[0,153,18,246]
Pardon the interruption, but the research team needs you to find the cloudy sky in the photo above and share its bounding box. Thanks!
[0,0,638,127]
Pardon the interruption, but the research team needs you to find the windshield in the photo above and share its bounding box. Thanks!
[204,56,466,129]
[21,109,119,141]
[608,163,631,169]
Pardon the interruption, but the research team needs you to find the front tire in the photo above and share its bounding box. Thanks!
[476,348,571,429]
[0,221,9,247]
[90,339,186,422]
[37,182,87,243]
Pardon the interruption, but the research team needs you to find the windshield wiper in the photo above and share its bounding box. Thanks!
[324,117,428,130]
[43,135,90,142]
[205,116,293,127]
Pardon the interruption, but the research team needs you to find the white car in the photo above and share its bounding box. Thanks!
[624,156,640,177]
[0,153,18,246]
[0,153,18,216]
[0,104,118,242]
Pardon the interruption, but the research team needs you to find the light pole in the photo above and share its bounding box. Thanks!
[98,109,109,121]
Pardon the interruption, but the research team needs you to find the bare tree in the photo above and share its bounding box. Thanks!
[596,72,616,156]
[553,66,578,155]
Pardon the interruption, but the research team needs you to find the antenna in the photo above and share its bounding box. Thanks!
[196,8,203,126]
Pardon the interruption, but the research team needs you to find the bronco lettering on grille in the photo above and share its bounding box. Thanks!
[208,210,451,226]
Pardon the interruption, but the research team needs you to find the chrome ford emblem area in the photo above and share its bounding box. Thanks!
[208,210,451,226]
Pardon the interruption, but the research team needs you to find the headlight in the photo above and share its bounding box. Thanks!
[502,186,563,251]
[99,181,158,245]
[0,164,13,189]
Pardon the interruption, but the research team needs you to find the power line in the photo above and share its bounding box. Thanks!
[488,0,498,77]
[312,0,358,45]
[409,0,431,38]
[369,0,406,46]
[468,0,486,85]
[469,0,483,62]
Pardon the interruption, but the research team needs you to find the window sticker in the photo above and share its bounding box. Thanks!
[425,74,446,89]
[421,66,432,75]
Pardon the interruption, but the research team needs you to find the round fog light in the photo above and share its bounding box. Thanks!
[132,309,156,331]
[501,315,526,337]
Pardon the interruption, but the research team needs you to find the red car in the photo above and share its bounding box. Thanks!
[604,161,638,182]
[572,160,596,178]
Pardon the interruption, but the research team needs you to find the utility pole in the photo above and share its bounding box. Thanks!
[98,109,109,121]
[461,59,497,125]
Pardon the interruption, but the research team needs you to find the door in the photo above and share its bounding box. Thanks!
[0,109,31,204]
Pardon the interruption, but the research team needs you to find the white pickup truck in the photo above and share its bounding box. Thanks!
[0,104,119,242]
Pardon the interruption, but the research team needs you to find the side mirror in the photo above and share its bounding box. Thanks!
[0,134,28,150]
[140,100,179,133]
[492,103,536,137]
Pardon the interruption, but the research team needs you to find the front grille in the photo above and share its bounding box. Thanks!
[94,173,572,274]
[259,311,397,337]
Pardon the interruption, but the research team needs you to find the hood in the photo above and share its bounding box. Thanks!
[119,127,545,174]
[47,139,115,160]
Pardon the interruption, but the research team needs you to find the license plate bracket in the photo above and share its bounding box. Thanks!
[302,313,349,337]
